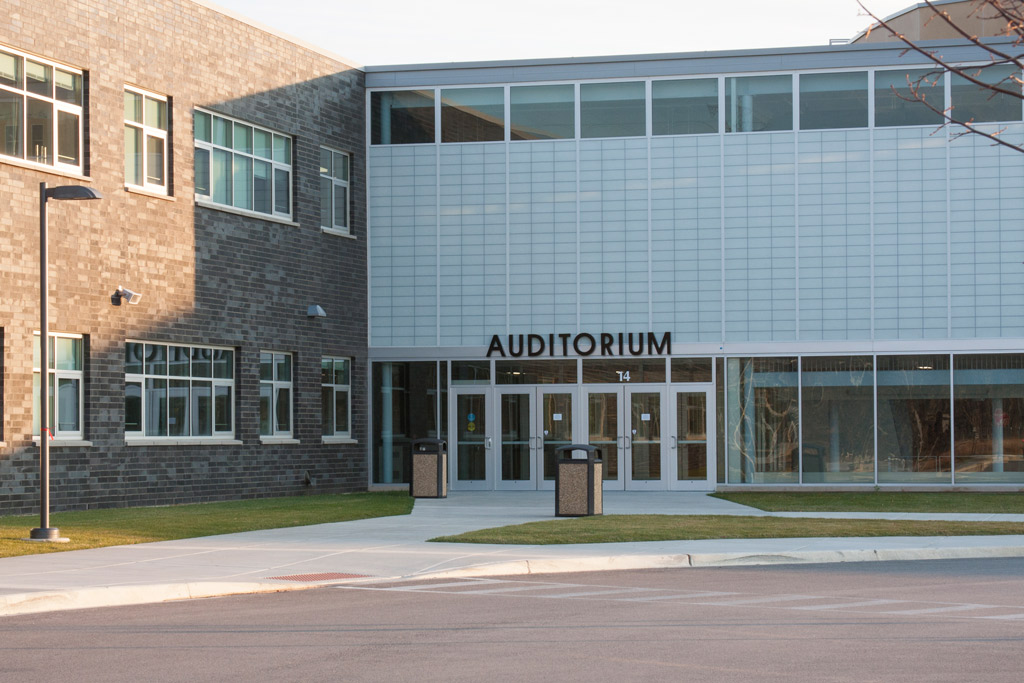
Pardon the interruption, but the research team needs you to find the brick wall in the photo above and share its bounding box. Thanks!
[0,0,368,512]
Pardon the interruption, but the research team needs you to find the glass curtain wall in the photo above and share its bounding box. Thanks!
[726,357,799,483]
[372,362,441,484]
[800,356,874,483]
[877,354,951,483]
[954,354,1024,483]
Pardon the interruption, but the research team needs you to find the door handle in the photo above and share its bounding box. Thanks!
[485,437,492,450]
[671,435,678,450]
[624,435,631,450]
[617,435,624,450]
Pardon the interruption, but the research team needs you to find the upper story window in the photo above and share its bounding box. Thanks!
[725,75,793,133]
[33,333,84,440]
[441,87,504,142]
[951,64,1022,124]
[581,81,646,138]
[510,84,575,140]
[652,78,719,136]
[371,90,434,144]
[875,69,945,127]
[125,342,234,439]
[193,109,292,219]
[799,71,868,130]
[320,147,350,234]
[0,46,83,173]
[124,86,169,193]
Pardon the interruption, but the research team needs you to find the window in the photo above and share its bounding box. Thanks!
[371,90,435,144]
[321,357,351,437]
[875,69,944,127]
[441,87,504,143]
[580,81,646,138]
[193,109,291,219]
[652,78,719,135]
[799,72,868,130]
[725,75,793,132]
[124,86,168,192]
[33,333,84,439]
[951,64,1023,124]
[319,147,350,234]
[125,342,234,438]
[260,352,292,437]
[0,46,83,172]
[510,84,575,140]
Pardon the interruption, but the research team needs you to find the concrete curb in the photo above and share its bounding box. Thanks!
[5,544,1024,617]
[411,545,1024,580]
[0,581,316,617]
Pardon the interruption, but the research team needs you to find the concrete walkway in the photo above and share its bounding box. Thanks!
[2,492,1024,616]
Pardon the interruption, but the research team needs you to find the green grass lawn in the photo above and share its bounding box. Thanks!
[0,491,413,558]
[711,491,1024,513]
[430,514,1024,545]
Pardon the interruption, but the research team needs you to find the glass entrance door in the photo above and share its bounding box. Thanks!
[451,389,491,490]
[670,389,714,490]
[537,390,574,491]
[583,386,666,490]
[626,387,666,490]
[496,388,575,491]
[583,387,624,490]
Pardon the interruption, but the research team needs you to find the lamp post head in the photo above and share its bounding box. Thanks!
[44,185,103,201]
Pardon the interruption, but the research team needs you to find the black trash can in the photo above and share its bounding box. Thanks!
[410,438,448,499]
[554,444,602,517]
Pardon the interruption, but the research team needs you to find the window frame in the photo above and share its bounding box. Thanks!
[319,146,351,235]
[321,357,352,438]
[193,108,293,221]
[33,332,84,440]
[0,45,84,174]
[124,341,235,441]
[260,351,293,438]
[124,84,169,194]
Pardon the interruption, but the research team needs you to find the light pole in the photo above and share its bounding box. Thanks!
[29,182,102,543]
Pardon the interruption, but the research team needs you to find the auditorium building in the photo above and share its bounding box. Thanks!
[1,0,1022,513]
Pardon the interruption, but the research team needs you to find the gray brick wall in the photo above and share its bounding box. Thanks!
[0,0,368,513]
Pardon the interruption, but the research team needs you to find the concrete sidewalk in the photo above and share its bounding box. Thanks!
[2,491,1024,617]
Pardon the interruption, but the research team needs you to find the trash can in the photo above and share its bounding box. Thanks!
[554,444,602,517]
[410,438,448,499]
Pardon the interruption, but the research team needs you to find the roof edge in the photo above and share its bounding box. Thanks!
[190,0,364,71]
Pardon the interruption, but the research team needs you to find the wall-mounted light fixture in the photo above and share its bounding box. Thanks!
[307,304,326,318]
[111,286,142,306]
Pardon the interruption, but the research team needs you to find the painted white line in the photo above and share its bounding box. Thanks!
[627,591,738,602]
[883,604,994,615]
[978,613,1024,620]
[393,580,502,591]
[453,585,564,595]
[537,588,652,599]
[791,599,902,611]
[703,594,819,606]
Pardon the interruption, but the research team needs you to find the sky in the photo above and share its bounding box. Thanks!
[209,0,920,66]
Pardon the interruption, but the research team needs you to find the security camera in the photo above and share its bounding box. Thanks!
[112,286,142,306]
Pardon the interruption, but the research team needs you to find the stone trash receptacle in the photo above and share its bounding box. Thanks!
[554,444,602,517]
[410,438,448,499]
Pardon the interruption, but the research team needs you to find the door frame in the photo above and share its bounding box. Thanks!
[668,385,716,491]
[623,385,669,491]
[449,387,492,491]
[494,387,536,491]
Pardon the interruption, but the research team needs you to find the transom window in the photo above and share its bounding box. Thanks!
[260,352,293,437]
[124,86,169,193]
[319,147,350,234]
[0,46,83,172]
[33,333,84,439]
[321,357,351,437]
[193,109,292,219]
[125,342,234,438]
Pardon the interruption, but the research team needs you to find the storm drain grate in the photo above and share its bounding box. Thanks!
[267,572,371,582]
